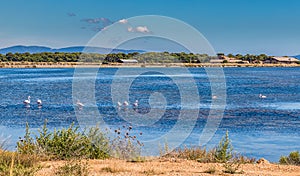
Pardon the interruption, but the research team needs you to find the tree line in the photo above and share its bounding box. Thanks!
[0,52,276,63]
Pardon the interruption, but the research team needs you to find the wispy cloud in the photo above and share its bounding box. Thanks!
[81,17,113,26]
[128,26,150,33]
[81,17,114,32]
[80,17,150,34]
[67,12,76,17]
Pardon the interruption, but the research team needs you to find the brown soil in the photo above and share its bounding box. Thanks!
[36,158,300,176]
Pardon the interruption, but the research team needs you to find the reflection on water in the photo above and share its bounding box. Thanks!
[0,67,299,161]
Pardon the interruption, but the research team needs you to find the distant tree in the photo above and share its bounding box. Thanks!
[223,60,228,63]
[227,53,234,58]
[5,52,14,61]
[235,54,243,60]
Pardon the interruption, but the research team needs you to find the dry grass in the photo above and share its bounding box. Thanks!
[0,150,41,176]
[35,157,300,176]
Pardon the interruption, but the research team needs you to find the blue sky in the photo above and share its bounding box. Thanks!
[1,0,300,55]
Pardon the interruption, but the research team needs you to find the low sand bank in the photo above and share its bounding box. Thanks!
[37,158,300,176]
[0,62,299,68]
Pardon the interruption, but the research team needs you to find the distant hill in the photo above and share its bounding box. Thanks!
[294,55,300,60]
[0,45,145,54]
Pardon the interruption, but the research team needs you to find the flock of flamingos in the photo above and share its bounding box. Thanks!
[23,94,267,109]
[23,96,140,110]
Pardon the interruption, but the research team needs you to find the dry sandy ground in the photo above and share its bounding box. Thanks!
[36,158,300,176]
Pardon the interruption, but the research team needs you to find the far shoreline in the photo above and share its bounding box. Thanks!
[0,62,299,68]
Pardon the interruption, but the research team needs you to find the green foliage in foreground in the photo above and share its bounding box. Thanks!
[279,151,300,165]
[17,121,110,160]
[17,120,143,162]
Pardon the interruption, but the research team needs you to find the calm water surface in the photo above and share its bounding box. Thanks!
[0,67,299,162]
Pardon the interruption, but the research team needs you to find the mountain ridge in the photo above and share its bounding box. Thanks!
[0,45,145,54]
[294,55,300,59]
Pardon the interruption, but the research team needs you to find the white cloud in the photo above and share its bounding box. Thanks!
[136,26,150,33]
[118,19,128,24]
[127,26,150,33]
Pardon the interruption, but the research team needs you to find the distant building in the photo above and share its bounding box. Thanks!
[212,54,248,64]
[217,53,225,59]
[217,54,241,62]
[118,59,138,64]
[210,59,224,63]
[228,59,245,63]
[264,57,299,64]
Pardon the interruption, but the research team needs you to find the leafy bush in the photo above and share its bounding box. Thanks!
[279,151,300,165]
[17,120,110,160]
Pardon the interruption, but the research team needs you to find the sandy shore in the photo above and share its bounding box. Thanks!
[0,62,299,68]
[36,158,300,176]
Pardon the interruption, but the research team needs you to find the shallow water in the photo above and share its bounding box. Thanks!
[0,67,299,162]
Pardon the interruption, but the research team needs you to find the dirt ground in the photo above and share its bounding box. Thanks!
[36,158,300,176]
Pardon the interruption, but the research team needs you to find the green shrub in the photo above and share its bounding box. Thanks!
[17,120,110,160]
[279,151,300,165]
[215,130,233,163]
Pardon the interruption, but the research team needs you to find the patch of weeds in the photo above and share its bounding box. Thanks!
[203,166,217,174]
[232,154,256,164]
[110,125,143,161]
[101,166,126,173]
[158,140,170,157]
[142,168,164,175]
[223,161,244,174]
[164,145,216,163]
[55,159,89,176]
[128,156,146,163]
